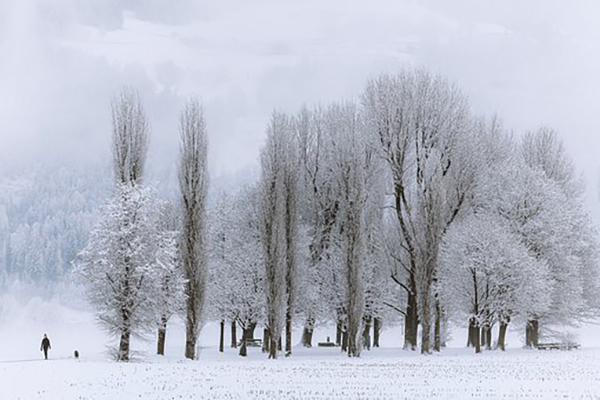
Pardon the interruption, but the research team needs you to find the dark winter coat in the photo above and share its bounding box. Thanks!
[41,338,51,351]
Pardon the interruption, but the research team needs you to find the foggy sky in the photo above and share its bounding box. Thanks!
[1,0,599,217]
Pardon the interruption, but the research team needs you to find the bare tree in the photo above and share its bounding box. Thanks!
[178,98,209,360]
[111,88,149,186]
[259,112,292,359]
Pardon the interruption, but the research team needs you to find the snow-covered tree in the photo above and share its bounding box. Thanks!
[259,112,297,359]
[295,106,341,347]
[362,70,474,353]
[178,98,210,360]
[326,102,372,357]
[75,184,164,361]
[155,200,185,356]
[294,102,385,357]
[283,121,300,357]
[517,128,599,344]
[521,127,584,198]
[361,189,387,350]
[439,211,550,353]
[75,87,154,362]
[230,186,267,354]
[208,186,266,356]
[207,191,236,352]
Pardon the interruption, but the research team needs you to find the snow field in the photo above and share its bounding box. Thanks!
[1,295,600,399]
[2,348,600,399]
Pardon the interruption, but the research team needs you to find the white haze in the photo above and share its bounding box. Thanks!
[1,0,600,215]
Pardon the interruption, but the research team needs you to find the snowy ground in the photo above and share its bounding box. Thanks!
[3,348,600,399]
[1,292,600,399]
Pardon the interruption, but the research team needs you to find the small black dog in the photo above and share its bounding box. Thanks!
[74,350,79,359]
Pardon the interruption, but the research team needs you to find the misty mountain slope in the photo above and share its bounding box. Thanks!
[0,166,112,284]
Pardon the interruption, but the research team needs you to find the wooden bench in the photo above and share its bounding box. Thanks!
[537,342,580,350]
[318,337,337,347]
[238,339,262,347]
[318,342,336,347]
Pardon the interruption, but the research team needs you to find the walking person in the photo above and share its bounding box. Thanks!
[40,334,51,360]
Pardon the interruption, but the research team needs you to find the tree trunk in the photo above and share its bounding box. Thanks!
[467,318,481,354]
[348,329,360,357]
[242,322,257,341]
[185,320,197,360]
[218,319,224,353]
[268,336,278,359]
[486,325,492,350]
[301,327,314,348]
[278,337,282,351]
[441,316,448,348]
[373,318,381,348]
[404,276,418,350]
[284,167,297,358]
[262,328,270,353]
[285,309,292,357]
[469,318,481,354]
[498,322,508,351]
[362,316,372,351]
[341,330,348,352]
[239,321,255,357]
[157,314,168,356]
[336,321,342,346]
[118,329,131,361]
[433,300,441,352]
[239,340,247,357]
[467,317,477,348]
[531,320,538,347]
[526,319,539,348]
[157,327,166,356]
[420,292,431,355]
[481,326,487,349]
[301,317,314,348]
[184,289,199,359]
[474,325,481,354]
[231,320,237,348]
[467,326,472,347]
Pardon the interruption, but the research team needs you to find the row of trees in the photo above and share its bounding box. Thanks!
[209,70,599,358]
[75,69,599,361]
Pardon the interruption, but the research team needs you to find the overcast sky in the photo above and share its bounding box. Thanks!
[1,0,599,216]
